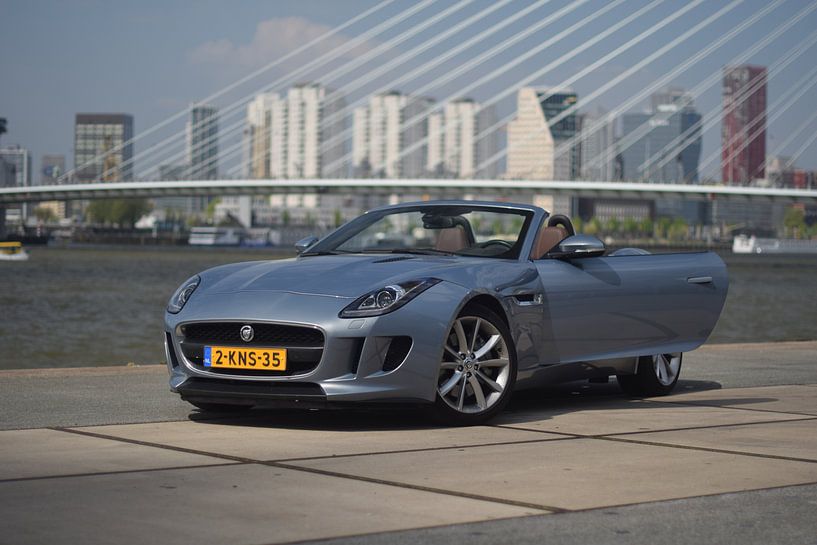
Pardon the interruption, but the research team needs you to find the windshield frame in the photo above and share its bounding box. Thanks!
[303,203,536,260]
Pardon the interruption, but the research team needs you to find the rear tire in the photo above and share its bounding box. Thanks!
[617,353,682,396]
[431,304,517,426]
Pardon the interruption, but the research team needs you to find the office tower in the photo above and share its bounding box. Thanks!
[285,84,345,178]
[244,85,345,179]
[722,65,767,184]
[40,154,65,184]
[426,112,444,177]
[619,94,702,183]
[0,146,32,222]
[187,104,219,180]
[507,87,579,180]
[400,96,435,179]
[245,94,274,179]
[579,110,615,181]
[442,99,479,179]
[74,113,134,182]
[422,99,498,179]
[39,154,68,220]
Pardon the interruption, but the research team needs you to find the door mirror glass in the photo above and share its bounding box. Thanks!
[295,235,319,254]
[552,235,605,258]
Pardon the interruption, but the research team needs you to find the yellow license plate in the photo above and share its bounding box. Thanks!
[204,346,287,371]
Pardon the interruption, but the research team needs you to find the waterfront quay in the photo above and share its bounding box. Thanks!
[1,341,816,545]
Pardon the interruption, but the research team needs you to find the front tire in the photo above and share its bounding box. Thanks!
[432,304,517,426]
[617,353,682,396]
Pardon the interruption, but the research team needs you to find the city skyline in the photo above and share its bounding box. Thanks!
[2,0,816,182]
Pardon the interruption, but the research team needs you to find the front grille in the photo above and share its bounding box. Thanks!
[178,321,324,377]
[180,322,324,347]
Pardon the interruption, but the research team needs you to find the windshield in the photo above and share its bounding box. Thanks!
[304,205,533,259]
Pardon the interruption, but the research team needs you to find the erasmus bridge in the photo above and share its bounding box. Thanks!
[3,0,817,211]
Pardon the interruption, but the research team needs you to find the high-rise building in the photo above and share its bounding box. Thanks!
[246,85,344,179]
[579,109,616,181]
[245,94,275,179]
[0,146,32,188]
[187,104,219,180]
[0,146,32,222]
[400,96,435,179]
[74,114,133,182]
[722,65,767,184]
[40,154,65,185]
[39,154,68,220]
[507,87,579,180]
[287,84,345,178]
[619,92,702,183]
[353,91,435,178]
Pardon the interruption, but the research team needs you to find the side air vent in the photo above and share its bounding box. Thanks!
[383,336,413,372]
[165,332,180,368]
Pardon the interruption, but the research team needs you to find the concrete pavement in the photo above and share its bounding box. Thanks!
[1,341,816,544]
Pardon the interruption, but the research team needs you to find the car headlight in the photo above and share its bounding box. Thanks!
[167,275,200,314]
[340,278,441,318]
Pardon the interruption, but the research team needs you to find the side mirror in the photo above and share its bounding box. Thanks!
[552,235,605,259]
[294,235,319,254]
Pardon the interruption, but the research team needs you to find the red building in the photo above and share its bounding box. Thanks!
[722,65,767,185]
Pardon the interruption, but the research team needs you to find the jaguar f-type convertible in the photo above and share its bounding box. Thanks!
[164,200,728,424]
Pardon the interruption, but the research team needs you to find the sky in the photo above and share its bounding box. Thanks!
[1,0,816,182]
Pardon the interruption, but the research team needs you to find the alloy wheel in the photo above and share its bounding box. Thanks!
[437,316,511,414]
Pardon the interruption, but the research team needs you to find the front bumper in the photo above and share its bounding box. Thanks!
[165,282,467,406]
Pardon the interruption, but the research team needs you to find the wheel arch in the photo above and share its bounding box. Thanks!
[460,293,510,329]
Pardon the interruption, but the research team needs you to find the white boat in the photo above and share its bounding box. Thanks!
[732,234,817,255]
[0,241,29,261]
[188,227,243,246]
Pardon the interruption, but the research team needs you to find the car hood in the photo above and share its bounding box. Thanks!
[199,254,465,298]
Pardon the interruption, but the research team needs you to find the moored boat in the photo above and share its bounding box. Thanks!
[732,234,817,255]
[0,241,29,261]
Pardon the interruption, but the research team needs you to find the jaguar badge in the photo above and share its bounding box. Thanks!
[240,325,254,343]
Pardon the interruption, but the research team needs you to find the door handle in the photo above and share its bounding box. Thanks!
[687,276,713,284]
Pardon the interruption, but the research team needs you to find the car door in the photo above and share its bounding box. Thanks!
[534,251,728,364]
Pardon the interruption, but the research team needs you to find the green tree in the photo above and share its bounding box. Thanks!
[639,217,654,238]
[783,207,807,239]
[281,209,290,226]
[584,218,601,236]
[668,218,689,241]
[572,217,583,234]
[605,217,620,235]
[33,206,57,223]
[622,217,639,238]
[205,198,221,221]
[86,199,151,228]
[333,209,343,228]
[656,217,672,239]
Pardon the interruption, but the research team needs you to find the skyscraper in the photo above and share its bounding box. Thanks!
[245,85,345,179]
[421,99,498,179]
[619,91,702,183]
[506,87,579,180]
[722,65,767,184]
[187,104,219,180]
[39,154,68,220]
[0,145,32,222]
[353,91,434,178]
[74,114,133,182]
[579,109,615,181]
[286,84,345,178]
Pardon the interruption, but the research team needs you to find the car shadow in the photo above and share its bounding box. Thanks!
[185,378,732,431]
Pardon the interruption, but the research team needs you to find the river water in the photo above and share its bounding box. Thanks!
[0,246,815,369]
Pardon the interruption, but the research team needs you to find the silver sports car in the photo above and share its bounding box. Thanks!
[164,200,728,425]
